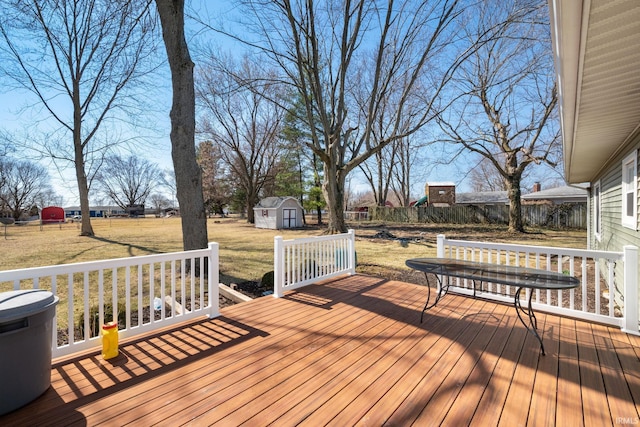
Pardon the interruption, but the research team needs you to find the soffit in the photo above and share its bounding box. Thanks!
[552,0,640,183]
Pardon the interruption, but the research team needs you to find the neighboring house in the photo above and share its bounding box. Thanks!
[521,184,588,205]
[424,182,455,206]
[456,191,509,206]
[254,197,304,230]
[64,206,127,218]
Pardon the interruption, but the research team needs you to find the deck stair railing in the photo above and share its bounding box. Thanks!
[437,234,639,334]
[273,230,356,297]
[0,243,220,358]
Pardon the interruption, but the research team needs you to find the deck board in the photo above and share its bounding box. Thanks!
[1,274,638,427]
[556,317,585,427]
[576,320,615,426]
[527,310,560,426]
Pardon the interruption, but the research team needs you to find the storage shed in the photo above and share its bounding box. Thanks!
[254,197,304,229]
[424,182,456,206]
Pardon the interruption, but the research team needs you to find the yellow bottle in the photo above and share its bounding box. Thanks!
[101,321,119,360]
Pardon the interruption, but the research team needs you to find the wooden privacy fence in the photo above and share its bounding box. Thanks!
[368,203,587,229]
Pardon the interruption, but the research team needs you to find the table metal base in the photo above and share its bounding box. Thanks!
[420,273,547,355]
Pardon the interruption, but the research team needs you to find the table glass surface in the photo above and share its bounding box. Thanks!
[406,258,579,290]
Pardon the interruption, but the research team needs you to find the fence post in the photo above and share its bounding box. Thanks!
[437,234,445,258]
[348,229,356,275]
[208,242,220,318]
[622,245,639,335]
[274,236,284,297]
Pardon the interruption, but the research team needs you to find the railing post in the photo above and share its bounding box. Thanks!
[437,234,446,258]
[274,236,284,298]
[622,245,639,335]
[208,242,220,318]
[348,229,356,275]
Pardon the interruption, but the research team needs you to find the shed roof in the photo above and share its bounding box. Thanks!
[254,196,302,209]
[426,182,456,187]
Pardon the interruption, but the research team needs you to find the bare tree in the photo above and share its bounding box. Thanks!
[197,56,285,224]
[469,156,508,192]
[359,143,397,207]
[436,0,559,232]
[148,193,171,216]
[0,0,158,236]
[156,0,209,250]
[359,132,425,208]
[95,154,162,210]
[0,158,52,220]
[226,0,465,233]
[197,140,231,217]
[390,136,424,207]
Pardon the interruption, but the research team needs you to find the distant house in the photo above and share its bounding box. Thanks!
[456,185,587,206]
[549,1,639,269]
[521,184,588,205]
[424,182,455,207]
[254,197,304,230]
[64,206,126,218]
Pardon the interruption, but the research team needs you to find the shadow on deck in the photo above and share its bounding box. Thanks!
[2,274,639,426]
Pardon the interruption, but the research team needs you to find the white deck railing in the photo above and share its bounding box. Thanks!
[273,230,356,297]
[0,243,220,358]
[436,235,639,334]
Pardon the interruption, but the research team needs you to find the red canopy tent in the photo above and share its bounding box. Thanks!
[41,206,65,224]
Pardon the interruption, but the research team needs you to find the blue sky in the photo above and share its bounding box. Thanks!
[0,1,562,208]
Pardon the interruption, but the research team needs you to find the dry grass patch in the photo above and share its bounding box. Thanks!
[1,217,586,285]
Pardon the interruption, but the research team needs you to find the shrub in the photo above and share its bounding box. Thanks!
[260,270,274,290]
[77,302,126,338]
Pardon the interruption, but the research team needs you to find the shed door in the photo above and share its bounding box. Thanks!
[283,208,296,228]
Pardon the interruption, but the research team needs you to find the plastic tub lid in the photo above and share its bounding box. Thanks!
[0,289,58,323]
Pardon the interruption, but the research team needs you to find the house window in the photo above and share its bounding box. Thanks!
[594,181,601,240]
[621,150,638,230]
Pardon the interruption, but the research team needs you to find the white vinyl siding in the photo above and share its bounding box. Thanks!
[621,150,638,230]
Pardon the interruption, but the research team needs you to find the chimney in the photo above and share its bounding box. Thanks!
[532,182,541,192]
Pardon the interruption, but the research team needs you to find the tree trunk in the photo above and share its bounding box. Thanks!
[506,173,524,233]
[246,192,256,224]
[73,83,94,236]
[322,163,347,234]
[156,0,208,251]
[75,162,94,236]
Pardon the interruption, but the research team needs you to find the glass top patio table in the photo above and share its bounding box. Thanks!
[406,257,580,355]
[405,258,580,290]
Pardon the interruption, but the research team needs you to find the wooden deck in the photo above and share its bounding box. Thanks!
[2,274,639,426]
